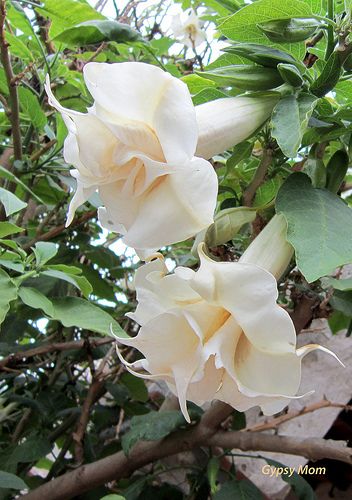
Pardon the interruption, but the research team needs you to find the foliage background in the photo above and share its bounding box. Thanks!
[0,0,352,498]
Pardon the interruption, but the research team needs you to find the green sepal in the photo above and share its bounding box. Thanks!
[258,18,320,43]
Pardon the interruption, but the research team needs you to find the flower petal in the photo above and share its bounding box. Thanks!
[83,62,197,163]
[190,245,297,353]
[99,157,217,250]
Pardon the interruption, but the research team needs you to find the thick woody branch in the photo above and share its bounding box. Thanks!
[21,402,352,500]
[0,0,22,161]
[208,431,352,465]
[243,147,273,207]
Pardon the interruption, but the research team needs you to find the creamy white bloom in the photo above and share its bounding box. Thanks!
[115,244,341,421]
[45,62,218,254]
[171,9,206,48]
[195,95,279,160]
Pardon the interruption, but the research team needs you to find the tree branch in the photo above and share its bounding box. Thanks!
[243,147,273,207]
[0,337,113,371]
[0,0,22,162]
[21,401,352,500]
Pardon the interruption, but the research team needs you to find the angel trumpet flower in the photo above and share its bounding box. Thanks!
[45,62,218,255]
[195,94,279,160]
[115,242,342,422]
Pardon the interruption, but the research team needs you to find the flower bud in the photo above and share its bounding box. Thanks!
[277,63,304,88]
[222,43,298,68]
[195,94,279,159]
[198,65,284,91]
[239,214,293,279]
[258,18,320,43]
[326,150,349,193]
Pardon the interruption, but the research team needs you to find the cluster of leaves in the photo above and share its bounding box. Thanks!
[0,0,351,498]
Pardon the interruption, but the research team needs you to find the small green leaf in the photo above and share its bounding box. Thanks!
[18,287,126,337]
[55,20,143,46]
[330,290,352,317]
[0,269,18,326]
[323,278,352,291]
[18,287,55,317]
[18,87,47,130]
[0,470,28,490]
[41,269,92,298]
[121,372,148,403]
[0,187,27,216]
[0,222,22,238]
[100,495,126,500]
[33,242,58,268]
[214,478,264,499]
[276,173,352,282]
[271,93,317,157]
[121,411,186,455]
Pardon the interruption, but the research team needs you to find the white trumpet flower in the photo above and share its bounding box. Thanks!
[115,244,342,422]
[45,62,217,255]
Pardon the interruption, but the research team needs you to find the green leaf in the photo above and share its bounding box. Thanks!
[323,278,352,291]
[253,175,283,207]
[121,411,186,455]
[121,372,148,403]
[276,173,352,282]
[0,470,28,490]
[18,287,126,337]
[181,74,216,95]
[271,93,317,157]
[33,242,58,267]
[0,222,22,238]
[41,269,92,298]
[226,141,253,168]
[218,0,315,59]
[264,458,315,500]
[18,287,55,317]
[55,20,144,46]
[0,269,18,326]
[0,166,44,204]
[213,478,264,499]
[1,436,51,470]
[0,187,27,216]
[330,290,352,317]
[4,32,34,61]
[35,0,104,38]
[18,87,47,130]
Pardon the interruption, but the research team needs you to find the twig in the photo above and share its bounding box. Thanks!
[29,139,57,162]
[23,209,97,250]
[0,337,113,370]
[0,0,22,161]
[243,147,273,206]
[73,345,115,465]
[243,400,352,433]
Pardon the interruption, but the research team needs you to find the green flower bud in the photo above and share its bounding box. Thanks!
[326,150,349,193]
[277,63,304,87]
[223,43,299,68]
[197,65,284,91]
[258,18,321,43]
[311,52,343,97]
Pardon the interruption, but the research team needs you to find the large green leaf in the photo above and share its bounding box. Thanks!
[218,0,315,59]
[0,269,18,326]
[0,222,22,238]
[18,287,126,336]
[0,471,28,490]
[35,0,104,38]
[271,93,317,157]
[41,269,92,298]
[276,173,352,282]
[55,20,143,46]
[0,187,27,216]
